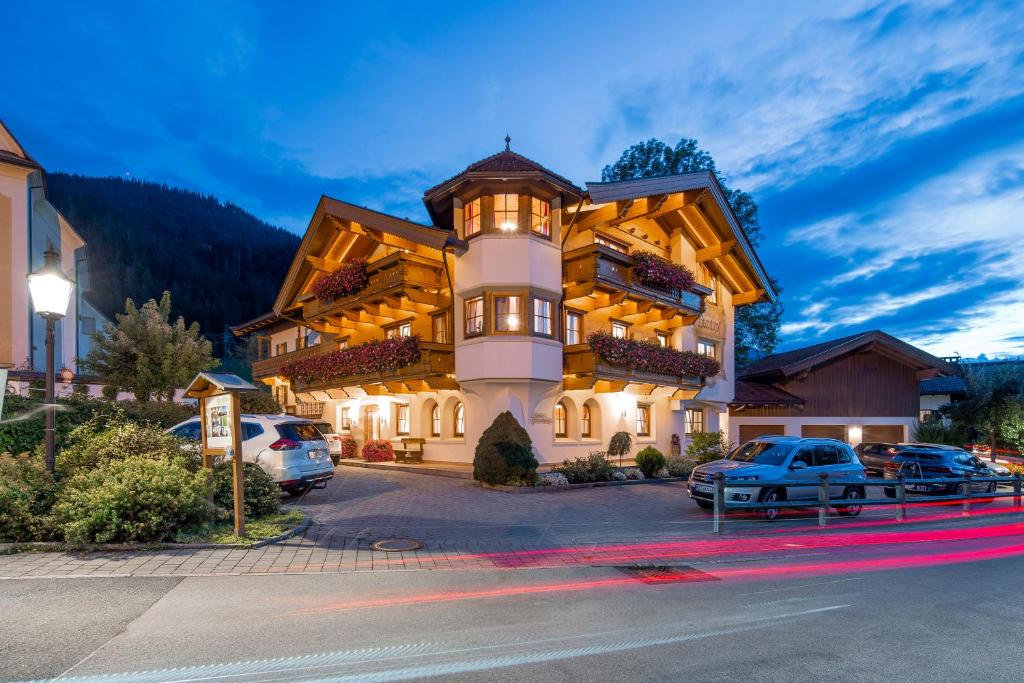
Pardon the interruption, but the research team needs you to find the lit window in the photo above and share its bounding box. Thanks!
[495,193,518,231]
[276,342,288,355]
[387,322,412,339]
[465,297,484,337]
[612,321,627,339]
[341,407,351,430]
[431,405,441,437]
[531,197,550,237]
[697,340,716,359]
[432,314,448,343]
[337,337,349,350]
[454,402,465,437]
[566,311,582,345]
[533,298,552,336]
[595,233,629,253]
[465,198,482,237]
[581,405,591,438]
[396,404,410,435]
[636,404,651,437]
[685,408,704,434]
[494,295,522,332]
[554,401,567,438]
[656,331,670,347]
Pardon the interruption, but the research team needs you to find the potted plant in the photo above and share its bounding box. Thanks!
[670,433,681,456]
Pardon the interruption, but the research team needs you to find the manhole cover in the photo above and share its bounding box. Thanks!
[370,538,423,552]
[613,565,719,585]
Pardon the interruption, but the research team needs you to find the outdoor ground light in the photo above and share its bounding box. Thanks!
[27,246,75,475]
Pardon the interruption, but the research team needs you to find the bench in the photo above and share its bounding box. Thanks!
[393,437,426,463]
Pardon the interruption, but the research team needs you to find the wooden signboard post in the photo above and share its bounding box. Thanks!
[185,373,257,537]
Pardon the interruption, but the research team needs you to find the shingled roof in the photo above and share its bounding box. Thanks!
[920,375,967,396]
[740,330,955,381]
[423,148,582,199]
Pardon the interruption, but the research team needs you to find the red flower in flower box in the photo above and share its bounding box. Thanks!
[362,439,394,462]
[586,331,720,378]
[282,336,421,387]
[632,252,696,294]
[312,260,369,303]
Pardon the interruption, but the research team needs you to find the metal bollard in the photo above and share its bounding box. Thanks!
[712,472,725,535]
[1014,474,1022,509]
[896,474,906,522]
[962,472,972,516]
[818,473,829,528]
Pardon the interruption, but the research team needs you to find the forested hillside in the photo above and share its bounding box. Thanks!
[45,173,299,335]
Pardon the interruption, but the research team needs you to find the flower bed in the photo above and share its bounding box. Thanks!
[632,251,695,293]
[587,331,720,378]
[281,336,421,387]
[312,260,368,303]
[339,437,357,459]
[362,439,394,462]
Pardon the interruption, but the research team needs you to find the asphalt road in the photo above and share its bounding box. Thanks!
[3,518,1024,682]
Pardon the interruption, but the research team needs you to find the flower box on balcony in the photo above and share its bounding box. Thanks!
[631,251,696,294]
[312,260,369,303]
[281,335,421,387]
[586,331,720,378]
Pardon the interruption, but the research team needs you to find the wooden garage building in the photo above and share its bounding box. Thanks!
[728,330,955,447]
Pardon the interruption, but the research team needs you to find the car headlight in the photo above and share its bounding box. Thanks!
[728,475,759,482]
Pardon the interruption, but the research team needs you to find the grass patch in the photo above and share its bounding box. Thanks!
[175,509,306,545]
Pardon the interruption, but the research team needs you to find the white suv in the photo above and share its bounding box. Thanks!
[167,414,335,496]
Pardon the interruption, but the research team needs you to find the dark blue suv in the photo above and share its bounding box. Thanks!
[882,446,996,497]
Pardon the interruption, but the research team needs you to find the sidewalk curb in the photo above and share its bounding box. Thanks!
[479,476,690,493]
[0,517,314,555]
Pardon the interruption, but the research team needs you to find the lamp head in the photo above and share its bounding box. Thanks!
[28,247,74,319]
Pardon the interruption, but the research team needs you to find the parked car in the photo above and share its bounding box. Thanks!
[882,446,997,497]
[688,436,867,520]
[167,414,334,495]
[309,420,344,463]
[854,442,902,475]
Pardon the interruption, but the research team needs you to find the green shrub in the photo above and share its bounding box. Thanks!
[213,462,281,519]
[0,452,58,542]
[52,457,210,544]
[635,446,666,477]
[362,439,394,462]
[665,455,694,478]
[58,415,199,476]
[553,451,614,484]
[473,411,537,485]
[913,419,966,447]
[238,390,282,415]
[686,431,731,464]
[101,384,119,400]
[607,431,633,466]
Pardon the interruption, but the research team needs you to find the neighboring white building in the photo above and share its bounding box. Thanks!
[1,118,109,395]
[235,144,776,465]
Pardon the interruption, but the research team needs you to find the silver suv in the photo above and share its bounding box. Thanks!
[167,414,335,496]
[688,436,867,520]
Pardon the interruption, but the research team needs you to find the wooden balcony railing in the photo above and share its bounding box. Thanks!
[251,343,326,379]
[291,341,456,393]
[563,345,704,391]
[563,244,707,314]
[303,252,446,320]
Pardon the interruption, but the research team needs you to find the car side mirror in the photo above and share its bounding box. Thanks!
[790,461,807,470]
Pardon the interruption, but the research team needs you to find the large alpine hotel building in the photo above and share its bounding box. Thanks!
[234,143,776,464]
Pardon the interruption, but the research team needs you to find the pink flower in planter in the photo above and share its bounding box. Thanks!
[362,439,394,462]
[586,331,720,378]
[632,252,696,293]
[312,261,369,303]
[282,336,421,386]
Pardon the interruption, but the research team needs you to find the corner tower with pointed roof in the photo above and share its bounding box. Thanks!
[237,139,777,467]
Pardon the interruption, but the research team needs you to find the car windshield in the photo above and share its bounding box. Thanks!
[727,441,795,466]
[898,451,946,462]
[276,422,324,442]
[310,422,334,434]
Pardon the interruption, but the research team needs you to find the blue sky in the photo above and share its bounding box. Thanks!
[3,0,1022,357]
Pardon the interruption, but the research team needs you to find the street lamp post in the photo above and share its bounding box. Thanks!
[27,247,75,476]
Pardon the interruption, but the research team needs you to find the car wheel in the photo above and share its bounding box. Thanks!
[986,480,996,494]
[883,486,896,499]
[694,499,713,510]
[759,489,783,521]
[836,487,863,517]
[953,482,967,501]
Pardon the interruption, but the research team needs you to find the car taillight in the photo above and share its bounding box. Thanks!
[884,461,901,470]
[269,438,301,451]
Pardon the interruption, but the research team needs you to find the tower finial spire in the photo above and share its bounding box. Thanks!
[504,133,511,151]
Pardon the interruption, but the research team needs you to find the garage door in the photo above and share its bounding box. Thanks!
[739,424,786,444]
[801,424,849,441]
[861,425,905,443]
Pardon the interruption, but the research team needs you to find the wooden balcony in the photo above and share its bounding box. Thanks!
[562,345,704,396]
[251,343,326,380]
[292,341,457,397]
[302,252,447,322]
[563,244,708,315]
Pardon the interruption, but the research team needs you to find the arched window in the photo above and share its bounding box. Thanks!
[454,402,465,437]
[431,404,441,437]
[554,401,567,438]
[581,404,592,438]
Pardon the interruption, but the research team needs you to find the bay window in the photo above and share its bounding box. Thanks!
[533,298,552,336]
[464,197,482,237]
[494,295,523,332]
[494,193,519,232]
[531,197,550,237]
[465,297,484,337]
